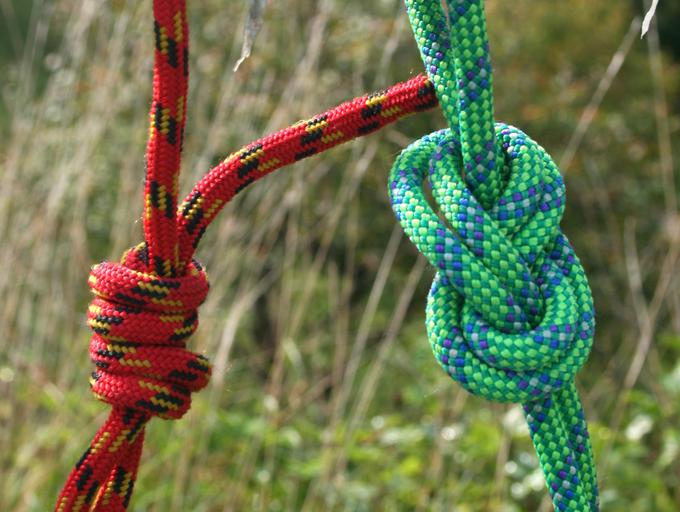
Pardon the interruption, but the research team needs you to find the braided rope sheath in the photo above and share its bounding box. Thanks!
[144,0,189,277]
[56,0,601,508]
[54,0,437,506]
[389,1,598,510]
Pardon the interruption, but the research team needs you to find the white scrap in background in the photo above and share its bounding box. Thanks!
[234,0,267,71]
[625,414,653,441]
[641,0,659,38]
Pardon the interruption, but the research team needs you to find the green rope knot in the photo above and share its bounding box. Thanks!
[391,1,599,509]
[389,124,594,403]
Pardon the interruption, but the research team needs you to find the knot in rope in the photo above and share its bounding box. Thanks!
[389,125,595,403]
[87,244,211,420]
[392,2,599,509]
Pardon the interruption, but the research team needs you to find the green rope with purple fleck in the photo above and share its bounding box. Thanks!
[388,1,599,510]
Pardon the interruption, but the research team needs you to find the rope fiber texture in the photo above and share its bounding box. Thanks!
[54,1,437,509]
[55,0,600,510]
[389,1,598,510]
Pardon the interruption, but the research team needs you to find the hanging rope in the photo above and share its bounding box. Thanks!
[54,1,437,509]
[389,1,598,510]
[55,0,601,510]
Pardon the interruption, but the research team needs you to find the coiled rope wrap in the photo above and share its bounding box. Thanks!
[55,245,210,511]
[389,1,598,511]
[88,244,210,420]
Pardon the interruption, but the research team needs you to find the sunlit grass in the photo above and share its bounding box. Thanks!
[1,0,679,510]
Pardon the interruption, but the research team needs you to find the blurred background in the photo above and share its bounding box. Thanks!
[1,0,679,510]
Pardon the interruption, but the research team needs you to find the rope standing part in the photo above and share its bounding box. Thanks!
[389,1,598,510]
[54,0,599,510]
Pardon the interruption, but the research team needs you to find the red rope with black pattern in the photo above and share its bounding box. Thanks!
[54,1,436,510]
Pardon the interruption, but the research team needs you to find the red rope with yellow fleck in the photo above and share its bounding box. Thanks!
[54,1,436,509]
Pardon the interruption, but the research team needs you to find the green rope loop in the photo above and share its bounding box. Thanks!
[389,1,599,510]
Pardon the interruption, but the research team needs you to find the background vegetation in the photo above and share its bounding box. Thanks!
[1,0,679,510]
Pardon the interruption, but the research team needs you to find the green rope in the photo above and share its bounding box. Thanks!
[389,1,599,510]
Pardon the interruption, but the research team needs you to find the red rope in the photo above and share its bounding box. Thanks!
[55,1,436,510]
[144,0,189,277]
[175,72,436,266]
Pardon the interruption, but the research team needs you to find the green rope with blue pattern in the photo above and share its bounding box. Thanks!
[389,1,599,510]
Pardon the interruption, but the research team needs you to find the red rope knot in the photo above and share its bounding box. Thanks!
[87,243,211,420]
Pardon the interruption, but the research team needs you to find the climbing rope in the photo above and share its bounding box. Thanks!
[55,0,600,510]
[54,1,437,509]
[389,1,598,510]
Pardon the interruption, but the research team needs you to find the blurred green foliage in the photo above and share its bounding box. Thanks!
[1,0,679,511]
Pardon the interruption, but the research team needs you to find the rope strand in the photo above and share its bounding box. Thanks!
[175,74,437,266]
[143,0,189,276]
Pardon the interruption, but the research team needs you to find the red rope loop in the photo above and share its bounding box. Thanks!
[88,244,210,420]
